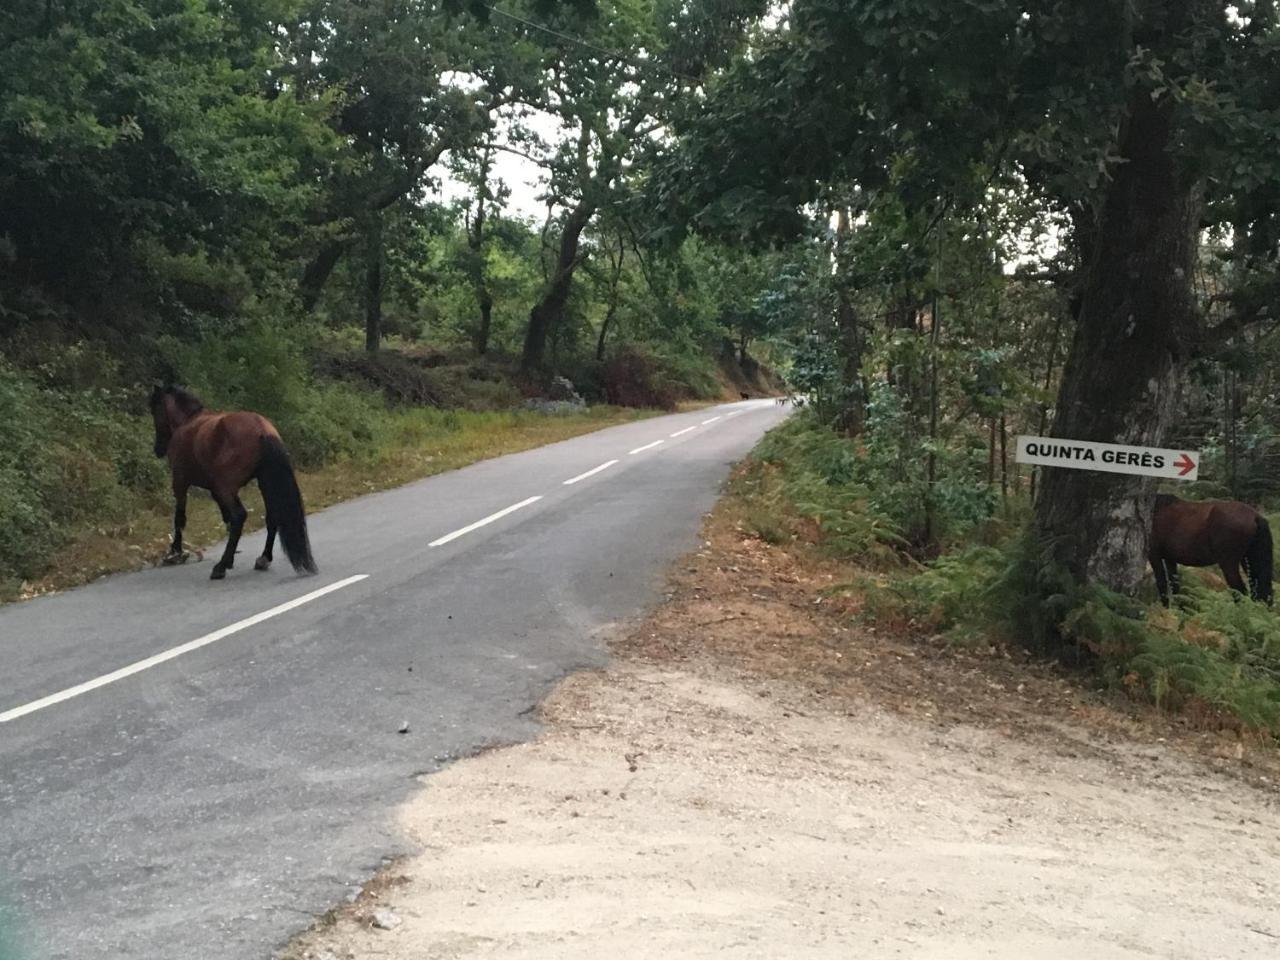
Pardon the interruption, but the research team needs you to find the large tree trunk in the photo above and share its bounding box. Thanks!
[1033,83,1204,605]
[475,292,493,356]
[364,209,383,353]
[300,240,349,312]
[833,208,865,434]
[522,200,594,373]
[595,300,617,361]
[467,157,494,356]
[596,236,625,361]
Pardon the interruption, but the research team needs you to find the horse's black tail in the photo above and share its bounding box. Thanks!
[1245,515,1273,605]
[258,436,317,575]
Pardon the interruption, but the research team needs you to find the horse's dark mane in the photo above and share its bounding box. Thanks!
[1154,493,1179,509]
[160,385,205,417]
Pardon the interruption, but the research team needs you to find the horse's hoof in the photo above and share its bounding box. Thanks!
[254,556,271,571]
[210,566,227,581]
[161,552,187,566]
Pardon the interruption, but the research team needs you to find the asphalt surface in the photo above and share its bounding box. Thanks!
[0,399,788,960]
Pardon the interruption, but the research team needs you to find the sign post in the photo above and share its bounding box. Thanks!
[1015,436,1200,482]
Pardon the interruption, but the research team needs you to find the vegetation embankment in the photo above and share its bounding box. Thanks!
[736,412,1280,741]
[6,0,1278,709]
[0,330,777,603]
[2,1,794,600]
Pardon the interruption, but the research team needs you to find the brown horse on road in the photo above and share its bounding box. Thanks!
[150,386,317,580]
[1150,494,1272,606]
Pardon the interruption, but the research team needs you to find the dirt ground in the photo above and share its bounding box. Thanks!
[285,505,1280,960]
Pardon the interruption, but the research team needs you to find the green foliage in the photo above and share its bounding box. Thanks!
[745,410,1000,561]
[0,0,336,319]
[600,346,680,410]
[0,361,163,586]
[867,532,1280,735]
[744,411,905,561]
[156,322,389,466]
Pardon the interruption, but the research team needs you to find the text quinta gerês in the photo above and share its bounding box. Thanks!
[1024,442,1165,469]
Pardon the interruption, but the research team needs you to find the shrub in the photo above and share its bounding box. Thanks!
[0,364,163,585]
[601,347,679,410]
[739,411,905,562]
[864,530,1280,735]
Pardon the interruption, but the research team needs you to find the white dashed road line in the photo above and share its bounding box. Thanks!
[3,403,769,726]
[429,496,543,547]
[0,575,370,725]
[563,460,619,485]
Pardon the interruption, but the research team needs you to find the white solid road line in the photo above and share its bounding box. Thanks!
[0,575,370,725]
[701,416,722,425]
[628,440,664,455]
[429,496,543,547]
[563,459,619,485]
[669,425,697,438]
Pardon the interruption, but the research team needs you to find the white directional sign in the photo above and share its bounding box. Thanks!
[1015,436,1200,482]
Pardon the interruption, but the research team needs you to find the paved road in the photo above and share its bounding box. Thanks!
[0,399,787,960]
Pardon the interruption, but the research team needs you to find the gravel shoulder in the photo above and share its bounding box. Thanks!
[285,501,1280,960]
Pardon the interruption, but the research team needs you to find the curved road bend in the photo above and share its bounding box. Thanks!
[0,399,788,960]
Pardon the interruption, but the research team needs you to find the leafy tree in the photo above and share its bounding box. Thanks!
[654,0,1280,620]
[0,0,334,329]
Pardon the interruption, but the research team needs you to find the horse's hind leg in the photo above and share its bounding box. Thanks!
[163,482,189,564]
[255,510,276,572]
[1151,556,1170,606]
[1219,560,1247,597]
[211,493,247,581]
[1151,554,1182,606]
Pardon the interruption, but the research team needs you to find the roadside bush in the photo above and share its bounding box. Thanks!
[601,347,679,410]
[741,411,905,562]
[865,531,1280,735]
[284,383,384,467]
[317,348,525,412]
[0,364,163,585]
[656,349,721,399]
[749,412,1280,736]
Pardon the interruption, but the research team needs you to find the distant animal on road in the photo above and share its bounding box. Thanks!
[150,385,317,580]
[739,391,750,399]
[1150,494,1272,606]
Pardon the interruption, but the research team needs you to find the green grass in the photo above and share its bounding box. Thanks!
[0,356,657,603]
[735,411,1280,738]
[732,409,939,563]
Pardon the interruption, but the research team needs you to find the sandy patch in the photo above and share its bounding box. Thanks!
[285,506,1280,960]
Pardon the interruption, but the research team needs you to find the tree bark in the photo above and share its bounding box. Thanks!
[595,237,625,362]
[468,149,494,356]
[476,292,494,356]
[1033,81,1204,602]
[300,240,349,312]
[522,199,595,373]
[299,137,455,312]
[833,208,865,434]
[924,232,942,549]
[595,302,615,361]
[364,209,383,353]
[999,411,1008,500]
[1030,307,1065,504]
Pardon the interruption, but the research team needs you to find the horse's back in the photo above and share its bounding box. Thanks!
[1207,500,1261,544]
[180,410,279,487]
[1152,496,1260,566]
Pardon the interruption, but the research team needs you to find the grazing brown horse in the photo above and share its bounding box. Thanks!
[1150,494,1272,606]
[150,386,317,580]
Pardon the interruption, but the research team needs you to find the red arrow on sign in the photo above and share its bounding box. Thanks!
[1174,453,1196,476]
